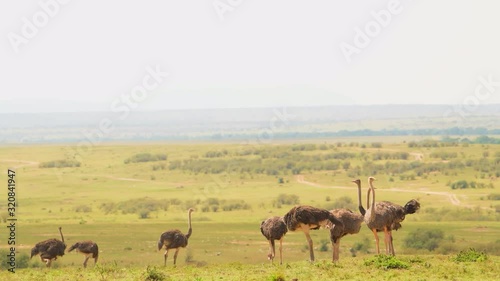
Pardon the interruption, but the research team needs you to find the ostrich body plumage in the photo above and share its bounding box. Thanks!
[158,208,194,266]
[68,240,99,268]
[30,227,66,267]
[329,208,364,262]
[284,205,344,262]
[260,216,287,264]
[361,177,421,255]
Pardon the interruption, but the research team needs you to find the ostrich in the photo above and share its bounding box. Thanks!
[329,206,364,261]
[283,205,343,262]
[68,241,99,268]
[260,216,288,264]
[361,177,420,255]
[30,227,66,267]
[158,208,194,266]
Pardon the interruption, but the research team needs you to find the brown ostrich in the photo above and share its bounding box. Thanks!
[68,241,99,268]
[260,216,288,264]
[30,227,66,267]
[158,208,194,266]
[329,204,364,261]
[283,205,344,262]
[362,177,420,255]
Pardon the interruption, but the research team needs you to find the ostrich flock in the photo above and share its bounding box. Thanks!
[260,177,420,264]
[30,177,419,268]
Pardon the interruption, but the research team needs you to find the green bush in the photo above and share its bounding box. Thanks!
[404,229,444,251]
[274,194,300,206]
[100,197,170,217]
[450,248,488,262]
[0,250,30,269]
[487,193,500,200]
[449,180,488,190]
[364,255,409,269]
[74,205,92,213]
[39,159,81,168]
[352,237,371,254]
[124,153,167,164]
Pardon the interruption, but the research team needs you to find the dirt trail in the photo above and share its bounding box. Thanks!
[0,159,39,169]
[104,175,147,182]
[295,175,461,206]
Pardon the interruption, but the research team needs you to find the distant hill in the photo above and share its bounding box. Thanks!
[1,104,499,144]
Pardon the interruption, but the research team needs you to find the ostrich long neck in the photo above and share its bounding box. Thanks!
[367,188,371,210]
[356,181,366,216]
[59,227,65,243]
[186,210,193,239]
[368,180,376,220]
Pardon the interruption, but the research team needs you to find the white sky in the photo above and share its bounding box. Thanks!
[1,0,500,112]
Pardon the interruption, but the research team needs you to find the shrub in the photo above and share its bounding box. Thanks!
[74,205,92,213]
[449,180,488,190]
[274,194,300,206]
[324,196,356,210]
[352,237,371,254]
[221,200,251,211]
[404,229,444,251]
[143,266,168,281]
[0,250,30,269]
[319,239,329,252]
[124,153,167,164]
[487,193,500,200]
[152,163,166,171]
[450,248,488,262]
[100,197,169,217]
[39,159,81,168]
[364,255,409,269]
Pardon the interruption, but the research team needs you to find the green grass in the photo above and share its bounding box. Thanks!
[3,256,500,280]
[0,139,499,279]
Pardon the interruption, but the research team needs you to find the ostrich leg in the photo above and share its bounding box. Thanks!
[389,232,395,255]
[304,230,315,262]
[173,248,180,265]
[270,239,276,263]
[163,249,169,266]
[332,241,340,262]
[384,228,390,254]
[83,256,90,268]
[371,229,380,254]
[278,238,283,265]
[267,240,274,263]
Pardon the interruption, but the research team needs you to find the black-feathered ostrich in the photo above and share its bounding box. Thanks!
[329,182,364,262]
[358,177,420,255]
[284,205,344,262]
[30,227,66,267]
[68,241,99,268]
[158,208,194,266]
[260,216,288,264]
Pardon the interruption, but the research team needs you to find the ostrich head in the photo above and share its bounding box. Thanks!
[30,247,39,259]
[368,177,376,184]
[157,239,163,251]
[68,242,80,252]
[351,179,361,185]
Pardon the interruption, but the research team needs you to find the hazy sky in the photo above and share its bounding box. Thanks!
[1,0,500,113]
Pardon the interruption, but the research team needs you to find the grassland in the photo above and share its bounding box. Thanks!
[0,138,499,280]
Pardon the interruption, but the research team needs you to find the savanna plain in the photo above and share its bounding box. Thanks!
[1,138,500,280]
